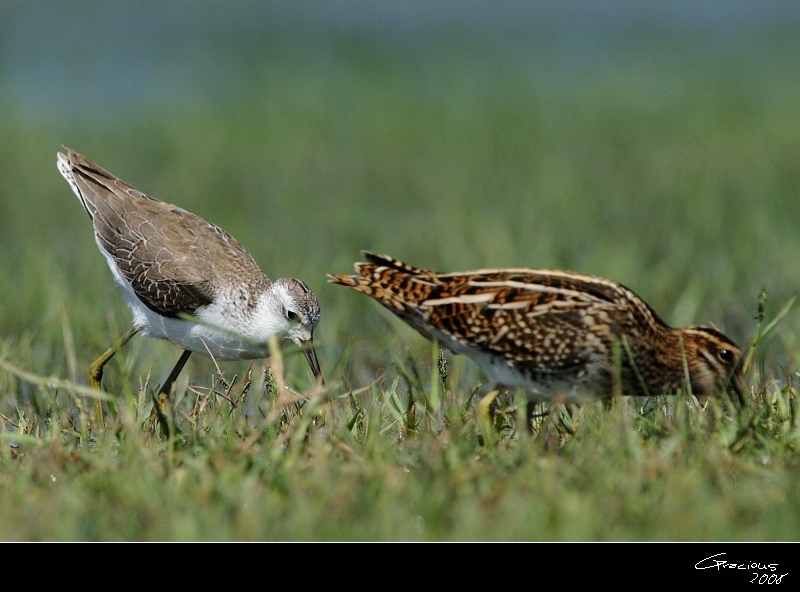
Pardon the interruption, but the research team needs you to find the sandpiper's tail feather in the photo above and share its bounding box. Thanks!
[57,147,157,221]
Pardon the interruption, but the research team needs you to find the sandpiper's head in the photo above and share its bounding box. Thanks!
[681,326,744,401]
[273,278,323,382]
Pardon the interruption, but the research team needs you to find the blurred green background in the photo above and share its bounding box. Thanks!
[1,0,799,391]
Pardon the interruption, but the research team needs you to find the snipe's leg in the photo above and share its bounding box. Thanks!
[525,401,540,434]
[88,327,138,430]
[477,389,501,446]
[152,349,192,437]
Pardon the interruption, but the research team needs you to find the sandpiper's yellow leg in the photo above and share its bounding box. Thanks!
[88,327,138,429]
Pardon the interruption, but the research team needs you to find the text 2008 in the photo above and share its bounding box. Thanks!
[751,573,787,585]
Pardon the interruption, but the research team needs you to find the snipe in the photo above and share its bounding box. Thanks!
[328,252,743,417]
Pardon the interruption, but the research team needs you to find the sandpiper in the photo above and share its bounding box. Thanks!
[328,252,743,412]
[58,147,322,427]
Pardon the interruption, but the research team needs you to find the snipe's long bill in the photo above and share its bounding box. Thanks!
[328,251,743,405]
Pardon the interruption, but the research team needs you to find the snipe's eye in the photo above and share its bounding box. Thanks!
[287,310,299,322]
[718,349,735,364]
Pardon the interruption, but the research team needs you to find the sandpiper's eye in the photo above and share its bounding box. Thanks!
[287,310,299,322]
[718,349,734,364]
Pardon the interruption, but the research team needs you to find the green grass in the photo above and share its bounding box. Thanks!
[1,22,800,541]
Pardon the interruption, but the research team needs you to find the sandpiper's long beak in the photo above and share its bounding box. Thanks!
[302,339,324,385]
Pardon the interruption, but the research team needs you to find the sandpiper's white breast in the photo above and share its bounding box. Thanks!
[99,230,275,360]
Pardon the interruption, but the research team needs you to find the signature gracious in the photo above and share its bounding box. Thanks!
[695,553,788,584]
[695,553,778,571]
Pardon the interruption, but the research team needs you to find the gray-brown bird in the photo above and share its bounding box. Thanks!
[58,147,322,428]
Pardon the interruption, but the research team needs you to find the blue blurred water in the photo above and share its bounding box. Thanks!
[2,0,798,117]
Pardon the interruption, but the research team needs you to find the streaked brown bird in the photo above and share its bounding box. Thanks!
[328,251,743,417]
[58,147,322,429]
